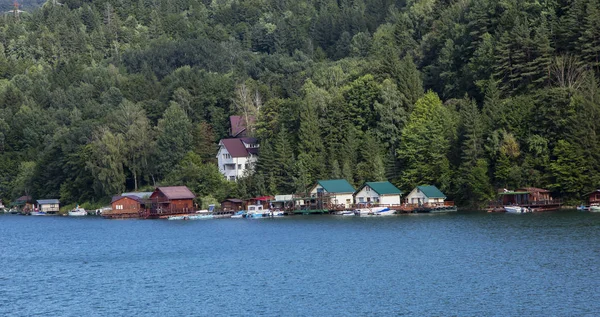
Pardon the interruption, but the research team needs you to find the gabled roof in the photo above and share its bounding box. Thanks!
[357,181,402,196]
[230,115,255,137]
[517,187,549,193]
[121,192,152,198]
[315,179,355,194]
[152,186,196,200]
[416,185,446,198]
[220,138,249,158]
[37,199,60,205]
[240,137,258,145]
[112,195,143,204]
[222,198,243,203]
[16,195,32,202]
[583,189,600,197]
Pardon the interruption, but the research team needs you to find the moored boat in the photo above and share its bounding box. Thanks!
[590,205,600,212]
[504,206,532,213]
[68,206,87,217]
[30,211,47,216]
[231,211,245,218]
[246,204,269,218]
[355,207,393,216]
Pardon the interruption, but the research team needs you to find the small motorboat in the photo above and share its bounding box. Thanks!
[590,205,600,212]
[356,207,392,216]
[338,210,356,216]
[504,206,531,213]
[231,211,245,218]
[68,206,87,217]
[30,211,47,216]
[270,210,285,217]
[246,205,268,218]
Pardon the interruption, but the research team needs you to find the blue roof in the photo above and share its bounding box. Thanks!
[316,179,355,193]
[37,199,60,205]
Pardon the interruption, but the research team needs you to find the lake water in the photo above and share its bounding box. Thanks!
[1,211,599,316]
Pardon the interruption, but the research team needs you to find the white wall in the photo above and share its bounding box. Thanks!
[40,203,59,212]
[310,184,353,208]
[380,195,401,205]
[406,188,444,205]
[216,146,257,181]
[354,186,381,203]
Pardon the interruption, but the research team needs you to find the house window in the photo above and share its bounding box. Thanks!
[223,153,231,159]
[229,176,236,181]
[366,187,370,192]
[358,197,364,203]
[238,164,242,169]
[346,199,351,205]
[245,164,249,169]
[116,205,123,210]
[367,197,371,202]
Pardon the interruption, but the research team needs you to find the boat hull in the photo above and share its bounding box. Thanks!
[590,206,600,212]
[68,210,87,216]
[30,211,47,216]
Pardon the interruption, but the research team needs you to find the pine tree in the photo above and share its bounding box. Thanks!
[155,102,193,179]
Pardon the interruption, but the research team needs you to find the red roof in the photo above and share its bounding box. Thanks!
[221,139,249,157]
[230,115,255,137]
[152,186,196,200]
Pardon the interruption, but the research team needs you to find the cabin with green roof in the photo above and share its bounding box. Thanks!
[309,179,356,208]
[406,185,447,206]
[354,181,403,205]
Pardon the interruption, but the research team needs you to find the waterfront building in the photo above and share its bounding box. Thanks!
[221,198,244,212]
[106,195,145,218]
[354,181,402,205]
[216,137,259,181]
[149,186,196,214]
[36,199,60,213]
[310,179,356,209]
[405,185,446,206]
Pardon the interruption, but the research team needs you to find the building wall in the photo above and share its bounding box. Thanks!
[216,147,257,181]
[328,193,354,208]
[168,199,194,212]
[40,203,60,212]
[406,189,445,205]
[354,186,381,204]
[111,197,141,214]
[380,195,401,205]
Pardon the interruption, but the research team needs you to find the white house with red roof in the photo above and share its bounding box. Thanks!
[217,137,259,181]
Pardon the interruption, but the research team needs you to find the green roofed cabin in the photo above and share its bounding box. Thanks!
[310,179,356,208]
[354,181,402,205]
[406,185,446,206]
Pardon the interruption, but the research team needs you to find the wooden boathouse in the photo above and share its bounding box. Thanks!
[489,187,561,212]
[146,186,196,218]
[103,195,146,219]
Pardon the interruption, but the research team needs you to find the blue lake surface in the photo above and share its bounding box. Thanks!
[1,211,599,316]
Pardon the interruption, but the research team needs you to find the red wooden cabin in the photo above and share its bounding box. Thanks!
[149,186,196,215]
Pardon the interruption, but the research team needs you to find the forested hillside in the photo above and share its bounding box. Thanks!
[1,0,599,208]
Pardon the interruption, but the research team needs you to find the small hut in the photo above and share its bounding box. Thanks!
[221,198,244,211]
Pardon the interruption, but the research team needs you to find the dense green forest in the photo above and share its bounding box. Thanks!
[1,0,599,208]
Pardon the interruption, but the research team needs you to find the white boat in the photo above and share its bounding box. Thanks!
[68,206,87,217]
[590,206,600,212]
[270,210,285,217]
[30,211,47,216]
[337,210,356,216]
[504,206,531,213]
[246,205,269,218]
[355,207,393,216]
